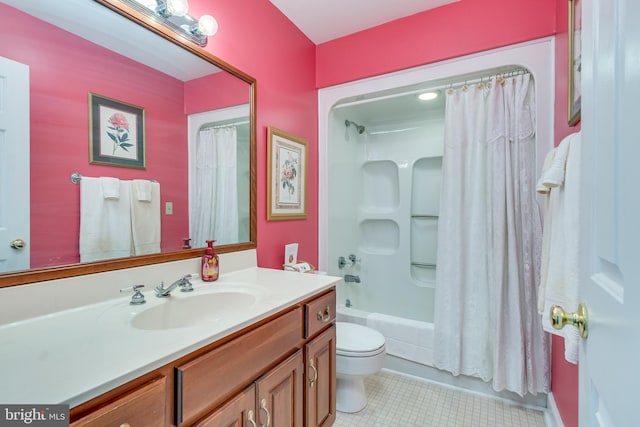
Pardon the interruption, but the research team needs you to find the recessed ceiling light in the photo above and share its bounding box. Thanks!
[418,91,439,101]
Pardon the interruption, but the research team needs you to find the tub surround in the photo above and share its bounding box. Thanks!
[0,250,341,408]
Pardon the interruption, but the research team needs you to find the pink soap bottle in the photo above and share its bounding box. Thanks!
[201,240,219,282]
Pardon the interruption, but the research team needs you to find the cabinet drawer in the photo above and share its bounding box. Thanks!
[71,376,166,427]
[305,289,336,338]
[176,307,303,425]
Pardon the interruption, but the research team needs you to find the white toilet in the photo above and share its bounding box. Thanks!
[335,321,386,413]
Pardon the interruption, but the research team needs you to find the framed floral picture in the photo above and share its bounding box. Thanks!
[267,126,307,220]
[568,0,582,126]
[89,93,145,168]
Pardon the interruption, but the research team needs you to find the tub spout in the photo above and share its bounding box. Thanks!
[344,274,361,283]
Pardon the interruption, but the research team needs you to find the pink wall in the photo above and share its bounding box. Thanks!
[184,72,250,115]
[316,0,557,88]
[1,5,189,268]
[551,1,581,426]
[189,0,319,269]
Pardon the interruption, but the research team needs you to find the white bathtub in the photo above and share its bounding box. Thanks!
[336,304,434,367]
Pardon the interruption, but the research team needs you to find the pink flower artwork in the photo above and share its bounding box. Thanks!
[106,112,133,155]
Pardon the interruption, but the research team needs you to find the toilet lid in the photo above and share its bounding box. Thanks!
[336,322,385,354]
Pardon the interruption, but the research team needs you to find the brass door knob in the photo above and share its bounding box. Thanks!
[10,239,25,250]
[550,303,588,339]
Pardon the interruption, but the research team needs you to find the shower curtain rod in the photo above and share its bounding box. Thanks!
[333,67,529,110]
[430,67,529,92]
[202,119,249,130]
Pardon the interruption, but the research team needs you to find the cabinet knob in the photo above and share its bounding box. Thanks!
[317,306,331,322]
[120,423,131,427]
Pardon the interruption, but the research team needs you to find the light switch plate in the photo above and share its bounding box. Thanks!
[165,202,173,215]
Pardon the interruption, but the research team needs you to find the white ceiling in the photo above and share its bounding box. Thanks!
[269,0,460,44]
[3,0,220,81]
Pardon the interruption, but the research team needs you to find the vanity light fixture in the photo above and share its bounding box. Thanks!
[124,0,217,46]
[418,91,439,101]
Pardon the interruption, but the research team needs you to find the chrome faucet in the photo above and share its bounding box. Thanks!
[344,274,361,283]
[154,274,194,297]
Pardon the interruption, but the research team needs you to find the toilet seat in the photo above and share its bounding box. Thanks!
[336,322,385,357]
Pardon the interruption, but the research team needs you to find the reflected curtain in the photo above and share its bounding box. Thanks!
[433,74,550,396]
[191,126,239,247]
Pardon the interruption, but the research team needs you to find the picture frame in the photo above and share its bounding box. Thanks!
[267,126,307,221]
[568,0,582,126]
[89,93,146,169]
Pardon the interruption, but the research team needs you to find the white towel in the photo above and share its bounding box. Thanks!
[536,148,557,194]
[538,132,581,364]
[539,138,570,189]
[366,313,433,366]
[131,179,152,202]
[100,177,120,199]
[80,177,132,262]
[130,181,161,255]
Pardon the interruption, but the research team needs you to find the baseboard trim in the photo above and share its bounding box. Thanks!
[545,392,565,427]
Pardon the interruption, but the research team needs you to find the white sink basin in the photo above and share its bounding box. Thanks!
[99,284,267,331]
[132,291,257,330]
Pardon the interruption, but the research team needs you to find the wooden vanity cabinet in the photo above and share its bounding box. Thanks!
[69,287,337,427]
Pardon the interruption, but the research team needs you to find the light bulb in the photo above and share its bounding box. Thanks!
[167,0,189,17]
[198,15,218,36]
[418,91,439,101]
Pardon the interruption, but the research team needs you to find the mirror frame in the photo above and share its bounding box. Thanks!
[0,0,257,287]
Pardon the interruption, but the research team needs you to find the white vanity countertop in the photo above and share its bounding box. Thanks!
[0,267,341,407]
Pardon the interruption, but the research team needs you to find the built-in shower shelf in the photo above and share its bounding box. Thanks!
[411,262,437,269]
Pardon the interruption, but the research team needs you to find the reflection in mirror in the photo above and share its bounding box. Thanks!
[0,0,256,285]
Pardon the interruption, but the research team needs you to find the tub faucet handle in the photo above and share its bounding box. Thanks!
[348,254,361,265]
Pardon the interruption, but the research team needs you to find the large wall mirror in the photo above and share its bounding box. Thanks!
[0,0,257,286]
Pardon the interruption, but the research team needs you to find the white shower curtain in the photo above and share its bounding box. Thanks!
[433,74,550,396]
[191,126,239,247]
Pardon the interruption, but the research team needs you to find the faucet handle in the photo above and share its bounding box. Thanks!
[180,275,194,292]
[120,285,146,305]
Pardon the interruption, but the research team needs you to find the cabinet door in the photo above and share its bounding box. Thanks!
[255,350,304,427]
[195,384,257,427]
[304,325,336,427]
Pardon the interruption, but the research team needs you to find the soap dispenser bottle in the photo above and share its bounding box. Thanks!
[201,240,219,282]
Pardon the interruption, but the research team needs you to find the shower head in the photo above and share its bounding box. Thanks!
[345,120,365,135]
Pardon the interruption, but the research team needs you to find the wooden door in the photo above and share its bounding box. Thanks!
[305,325,336,427]
[255,351,304,427]
[195,384,257,427]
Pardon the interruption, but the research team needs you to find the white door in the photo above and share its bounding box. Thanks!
[579,0,640,424]
[0,56,30,273]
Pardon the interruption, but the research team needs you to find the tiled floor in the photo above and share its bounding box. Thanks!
[333,371,546,427]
